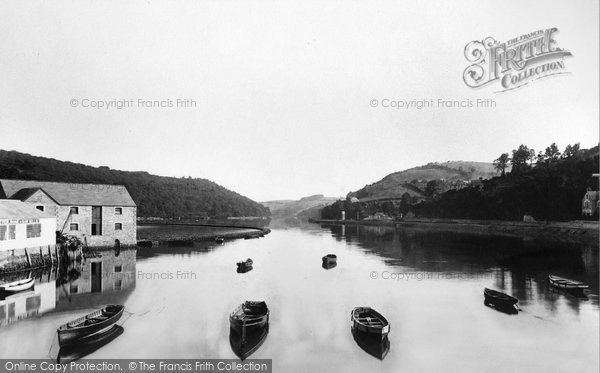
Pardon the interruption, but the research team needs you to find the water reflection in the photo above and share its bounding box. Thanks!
[351,328,390,360]
[323,224,599,315]
[0,248,136,328]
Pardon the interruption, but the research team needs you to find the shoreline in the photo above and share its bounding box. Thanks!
[311,218,599,242]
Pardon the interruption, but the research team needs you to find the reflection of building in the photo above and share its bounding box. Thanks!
[0,278,56,327]
[0,200,56,267]
[0,179,137,247]
[56,249,136,308]
[363,212,393,221]
[581,189,599,216]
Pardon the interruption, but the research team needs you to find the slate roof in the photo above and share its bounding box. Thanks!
[0,200,54,219]
[0,179,136,207]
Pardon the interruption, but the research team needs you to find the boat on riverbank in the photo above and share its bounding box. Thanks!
[57,305,125,346]
[215,236,225,244]
[351,307,390,339]
[483,288,519,314]
[0,277,34,294]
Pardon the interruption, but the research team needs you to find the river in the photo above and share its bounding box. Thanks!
[1,224,598,372]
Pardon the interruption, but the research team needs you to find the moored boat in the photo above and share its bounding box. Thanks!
[57,305,125,346]
[548,275,589,290]
[229,301,269,335]
[351,307,390,339]
[322,254,337,265]
[0,277,34,294]
[237,258,253,269]
[215,236,225,244]
[483,288,519,313]
[56,325,124,363]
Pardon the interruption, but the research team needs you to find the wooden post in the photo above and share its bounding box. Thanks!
[40,247,44,267]
[24,248,32,268]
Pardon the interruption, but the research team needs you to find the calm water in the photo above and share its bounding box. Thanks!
[1,224,598,372]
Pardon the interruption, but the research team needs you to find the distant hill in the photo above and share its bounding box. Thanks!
[0,150,270,218]
[262,194,337,227]
[349,161,496,201]
[262,194,337,219]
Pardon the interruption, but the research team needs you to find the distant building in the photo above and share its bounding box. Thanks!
[581,189,599,216]
[0,179,136,247]
[0,200,56,256]
[363,212,393,221]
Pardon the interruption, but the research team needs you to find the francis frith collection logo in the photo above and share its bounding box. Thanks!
[463,28,572,92]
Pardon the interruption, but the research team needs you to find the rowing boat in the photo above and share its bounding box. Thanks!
[57,325,124,363]
[322,254,337,265]
[548,275,589,290]
[229,324,269,361]
[351,307,390,338]
[57,305,125,346]
[229,301,269,335]
[483,288,519,314]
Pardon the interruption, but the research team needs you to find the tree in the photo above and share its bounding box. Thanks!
[510,145,535,173]
[544,143,561,161]
[563,143,581,158]
[493,153,510,176]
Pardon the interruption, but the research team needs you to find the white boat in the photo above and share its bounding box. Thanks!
[0,278,34,293]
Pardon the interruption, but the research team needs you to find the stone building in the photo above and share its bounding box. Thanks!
[0,179,136,247]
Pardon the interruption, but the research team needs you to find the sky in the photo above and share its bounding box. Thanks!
[0,0,598,202]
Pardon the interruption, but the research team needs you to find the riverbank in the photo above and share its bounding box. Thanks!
[311,218,599,242]
[137,223,271,247]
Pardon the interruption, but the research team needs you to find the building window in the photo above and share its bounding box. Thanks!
[114,223,122,230]
[8,225,15,240]
[26,224,41,238]
[114,279,122,291]
[70,207,79,214]
[114,265,122,273]
[70,223,79,231]
[115,207,122,215]
[36,205,44,211]
[70,284,78,294]
[0,226,6,241]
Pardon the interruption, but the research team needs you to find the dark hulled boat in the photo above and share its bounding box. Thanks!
[229,301,269,335]
[215,236,225,244]
[236,259,253,272]
[322,254,337,266]
[322,261,337,270]
[57,305,125,346]
[351,307,390,339]
[56,325,124,363]
[351,328,390,360]
[483,288,519,313]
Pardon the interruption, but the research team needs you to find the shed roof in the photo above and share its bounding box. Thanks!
[0,200,54,220]
[0,179,136,207]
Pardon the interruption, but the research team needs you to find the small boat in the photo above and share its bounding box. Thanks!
[229,324,269,361]
[0,278,34,294]
[351,328,390,360]
[229,301,269,335]
[483,288,519,313]
[215,236,225,244]
[237,258,254,269]
[57,305,125,346]
[351,307,390,339]
[322,261,337,270]
[548,275,589,290]
[322,254,337,265]
[237,265,253,274]
[56,325,124,363]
